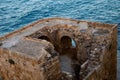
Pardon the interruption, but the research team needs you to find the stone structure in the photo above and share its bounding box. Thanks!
[0,18,117,80]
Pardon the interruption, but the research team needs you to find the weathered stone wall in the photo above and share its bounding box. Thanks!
[0,18,117,80]
[80,25,117,80]
[40,56,62,80]
[0,48,42,80]
[0,38,62,80]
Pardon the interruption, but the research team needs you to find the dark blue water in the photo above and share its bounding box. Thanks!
[0,0,120,79]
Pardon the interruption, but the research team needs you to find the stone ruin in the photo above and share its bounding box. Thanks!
[0,18,117,80]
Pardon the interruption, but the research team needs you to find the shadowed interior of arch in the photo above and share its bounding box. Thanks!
[38,36,50,42]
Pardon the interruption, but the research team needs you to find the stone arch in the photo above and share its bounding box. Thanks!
[56,28,78,57]
[60,36,77,59]
[60,35,77,49]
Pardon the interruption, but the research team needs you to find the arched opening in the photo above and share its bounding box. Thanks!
[60,36,80,80]
[61,36,72,51]
[38,36,50,42]
[60,36,77,58]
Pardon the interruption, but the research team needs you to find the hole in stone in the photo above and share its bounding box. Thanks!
[8,59,15,65]
[60,36,77,57]
[38,36,50,42]
[60,36,80,80]
[72,39,76,48]
[61,36,72,50]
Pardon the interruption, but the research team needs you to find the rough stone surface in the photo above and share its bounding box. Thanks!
[0,18,117,80]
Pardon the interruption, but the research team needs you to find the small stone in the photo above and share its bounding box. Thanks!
[94,48,98,51]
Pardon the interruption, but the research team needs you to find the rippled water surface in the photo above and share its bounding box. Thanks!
[0,0,120,79]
